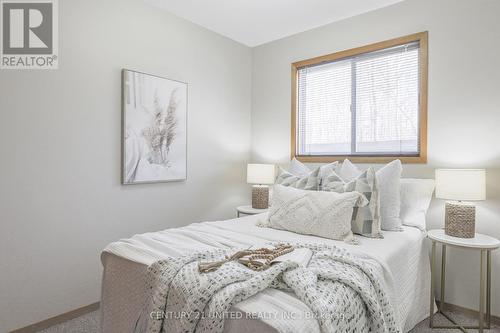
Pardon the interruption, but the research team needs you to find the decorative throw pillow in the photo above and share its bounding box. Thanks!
[319,161,340,182]
[322,168,382,238]
[275,167,320,190]
[338,159,403,231]
[288,158,311,177]
[338,159,363,182]
[264,185,367,244]
[376,160,403,231]
[287,158,339,184]
[400,178,435,230]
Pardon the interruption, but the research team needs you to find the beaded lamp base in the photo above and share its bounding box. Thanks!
[445,201,475,238]
[252,185,269,209]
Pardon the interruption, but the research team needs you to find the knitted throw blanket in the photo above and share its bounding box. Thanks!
[134,243,400,333]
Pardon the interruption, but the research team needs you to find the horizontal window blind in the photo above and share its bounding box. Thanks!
[296,41,420,157]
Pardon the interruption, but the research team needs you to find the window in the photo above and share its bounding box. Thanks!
[291,32,428,163]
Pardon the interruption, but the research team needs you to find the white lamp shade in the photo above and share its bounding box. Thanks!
[435,169,486,201]
[247,164,275,185]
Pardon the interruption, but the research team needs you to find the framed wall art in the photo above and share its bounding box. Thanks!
[122,69,187,184]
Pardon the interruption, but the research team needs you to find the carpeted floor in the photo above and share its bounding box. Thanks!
[37,309,500,333]
[37,311,99,333]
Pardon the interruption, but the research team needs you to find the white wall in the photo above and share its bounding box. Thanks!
[0,0,251,331]
[251,0,500,317]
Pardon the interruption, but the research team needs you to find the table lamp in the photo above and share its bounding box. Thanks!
[247,164,275,209]
[435,169,486,238]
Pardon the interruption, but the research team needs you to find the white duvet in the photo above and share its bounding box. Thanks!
[101,213,432,333]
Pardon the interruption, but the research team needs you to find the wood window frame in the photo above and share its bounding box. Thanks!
[291,31,428,164]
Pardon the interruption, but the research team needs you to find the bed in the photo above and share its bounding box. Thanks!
[101,212,432,333]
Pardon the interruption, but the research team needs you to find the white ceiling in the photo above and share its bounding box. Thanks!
[145,0,405,47]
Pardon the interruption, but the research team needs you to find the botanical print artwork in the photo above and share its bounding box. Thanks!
[122,70,187,184]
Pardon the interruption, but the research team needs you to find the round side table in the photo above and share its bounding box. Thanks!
[427,229,500,332]
[236,205,268,218]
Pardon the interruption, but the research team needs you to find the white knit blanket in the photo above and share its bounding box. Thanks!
[134,243,400,333]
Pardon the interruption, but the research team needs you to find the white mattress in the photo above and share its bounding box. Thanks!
[101,213,432,333]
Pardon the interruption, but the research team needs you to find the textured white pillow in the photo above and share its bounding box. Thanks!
[400,178,435,230]
[265,185,367,244]
[338,159,403,231]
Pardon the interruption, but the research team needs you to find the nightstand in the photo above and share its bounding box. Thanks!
[428,229,500,332]
[236,205,268,218]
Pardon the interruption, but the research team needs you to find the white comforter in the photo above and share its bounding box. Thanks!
[102,213,431,333]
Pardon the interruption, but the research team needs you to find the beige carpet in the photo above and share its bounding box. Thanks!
[37,309,500,333]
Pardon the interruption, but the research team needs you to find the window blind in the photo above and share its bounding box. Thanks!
[296,41,420,156]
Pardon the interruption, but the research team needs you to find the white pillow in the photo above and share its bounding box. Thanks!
[264,185,367,244]
[338,159,403,231]
[376,160,403,231]
[339,159,362,181]
[400,178,435,230]
[288,158,311,177]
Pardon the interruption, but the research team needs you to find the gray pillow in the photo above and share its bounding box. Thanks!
[339,159,403,231]
[322,168,382,238]
[275,166,320,190]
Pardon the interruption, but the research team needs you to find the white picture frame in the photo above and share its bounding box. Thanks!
[122,69,187,184]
